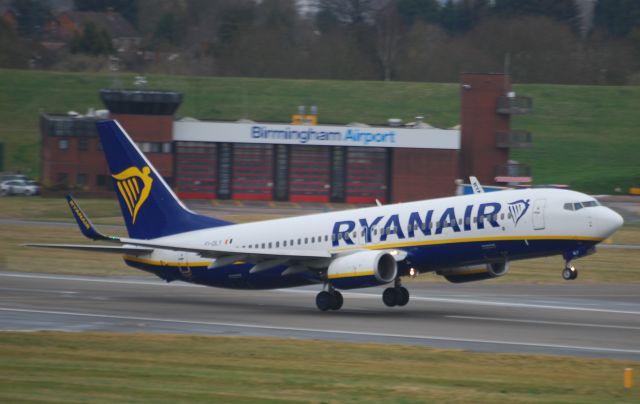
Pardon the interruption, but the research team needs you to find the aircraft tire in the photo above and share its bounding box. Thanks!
[331,291,344,310]
[397,287,410,306]
[316,291,334,311]
[383,287,398,307]
[562,267,576,281]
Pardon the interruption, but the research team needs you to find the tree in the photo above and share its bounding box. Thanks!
[314,0,381,27]
[0,19,29,68]
[69,22,114,55]
[10,0,51,38]
[396,0,440,26]
[593,0,640,38]
[375,2,404,80]
[492,0,579,28]
[151,12,186,48]
[74,0,139,27]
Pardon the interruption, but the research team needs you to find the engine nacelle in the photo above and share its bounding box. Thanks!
[327,250,397,290]
[439,262,509,283]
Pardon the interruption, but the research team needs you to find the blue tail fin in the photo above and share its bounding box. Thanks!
[97,120,232,239]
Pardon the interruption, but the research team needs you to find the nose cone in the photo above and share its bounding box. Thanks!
[600,207,624,238]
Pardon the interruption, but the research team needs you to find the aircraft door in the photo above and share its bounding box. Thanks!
[177,251,192,279]
[532,199,546,230]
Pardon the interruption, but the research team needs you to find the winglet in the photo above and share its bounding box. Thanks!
[469,176,485,194]
[66,194,118,242]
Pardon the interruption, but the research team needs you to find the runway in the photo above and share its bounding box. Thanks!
[1,272,639,360]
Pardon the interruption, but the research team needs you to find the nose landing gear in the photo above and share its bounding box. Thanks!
[562,265,578,280]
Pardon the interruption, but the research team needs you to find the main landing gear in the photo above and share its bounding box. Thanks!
[562,265,578,280]
[316,286,343,311]
[382,278,410,307]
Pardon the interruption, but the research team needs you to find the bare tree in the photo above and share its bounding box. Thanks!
[375,2,403,81]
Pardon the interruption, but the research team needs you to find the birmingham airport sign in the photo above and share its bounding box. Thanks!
[174,121,460,150]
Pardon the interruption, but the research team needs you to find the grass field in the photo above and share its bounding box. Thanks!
[1,69,639,193]
[0,332,638,403]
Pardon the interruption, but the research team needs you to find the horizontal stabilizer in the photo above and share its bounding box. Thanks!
[24,243,152,255]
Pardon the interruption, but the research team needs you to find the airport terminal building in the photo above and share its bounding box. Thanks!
[40,73,532,203]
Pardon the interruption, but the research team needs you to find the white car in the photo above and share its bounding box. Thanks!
[0,179,40,196]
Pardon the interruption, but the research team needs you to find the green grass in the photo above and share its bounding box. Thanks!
[1,69,639,193]
[0,332,638,403]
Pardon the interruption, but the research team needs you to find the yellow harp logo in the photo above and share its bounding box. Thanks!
[112,166,153,224]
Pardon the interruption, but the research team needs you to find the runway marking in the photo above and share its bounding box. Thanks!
[3,272,640,316]
[1,307,639,356]
[0,287,78,295]
[446,315,640,330]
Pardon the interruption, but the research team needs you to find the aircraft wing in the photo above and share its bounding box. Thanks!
[118,238,332,259]
[23,243,153,255]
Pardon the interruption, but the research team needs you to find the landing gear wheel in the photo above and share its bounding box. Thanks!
[316,291,333,311]
[331,291,343,310]
[397,287,410,306]
[383,287,398,307]
[562,266,578,281]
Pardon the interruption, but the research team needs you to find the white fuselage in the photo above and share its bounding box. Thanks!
[130,188,623,285]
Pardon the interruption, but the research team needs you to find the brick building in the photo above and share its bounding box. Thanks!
[39,73,532,202]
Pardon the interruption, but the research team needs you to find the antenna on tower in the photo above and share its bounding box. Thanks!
[504,52,511,92]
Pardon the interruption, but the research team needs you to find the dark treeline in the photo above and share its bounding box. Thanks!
[2,0,640,84]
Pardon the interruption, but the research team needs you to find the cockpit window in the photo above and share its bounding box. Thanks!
[582,200,600,207]
[564,200,600,211]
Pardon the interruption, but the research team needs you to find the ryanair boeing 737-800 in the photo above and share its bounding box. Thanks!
[28,120,624,311]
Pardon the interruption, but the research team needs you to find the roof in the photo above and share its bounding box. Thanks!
[60,11,138,38]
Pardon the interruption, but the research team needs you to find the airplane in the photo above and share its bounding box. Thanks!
[27,120,624,311]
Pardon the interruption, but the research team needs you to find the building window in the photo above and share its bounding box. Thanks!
[56,173,68,186]
[78,138,88,151]
[76,173,87,187]
[58,139,69,150]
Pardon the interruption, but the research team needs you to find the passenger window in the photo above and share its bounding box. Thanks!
[473,217,477,223]
[325,235,329,242]
[500,213,504,220]
[297,238,301,245]
[283,240,287,247]
[261,243,265,249]
[311,237,315,243]
[421,223,426,230]
[373,228,378,235]
[332,234,336,241]
[276,241,280,248]
[304,237,308,244]
[268,242,272,248]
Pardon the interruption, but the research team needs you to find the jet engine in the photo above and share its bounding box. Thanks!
[438,261,509,283]
[327,250,397,289]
